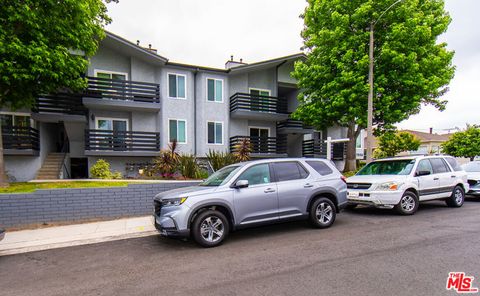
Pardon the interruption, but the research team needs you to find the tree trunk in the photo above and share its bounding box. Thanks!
[344,123,357,172]
[0,122,8,187]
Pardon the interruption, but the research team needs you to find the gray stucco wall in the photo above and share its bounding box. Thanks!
[195,71,230,156]
[88,45,131,78]
[0,182,200,228]
[278,61,297,85]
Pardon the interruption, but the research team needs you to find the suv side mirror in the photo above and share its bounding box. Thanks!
[234,180,249,189]
[416,170,431,177]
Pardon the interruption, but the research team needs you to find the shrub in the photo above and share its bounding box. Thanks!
[154,140,181,178]
[178,154,200,179]
[232,137,252,162]
[111,171,123,179]
[90,159,112,179]
[196,169,209,180]
[206,150,237,171]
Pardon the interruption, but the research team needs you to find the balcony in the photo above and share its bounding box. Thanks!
[32,93,87,122]
[230,135,287,157]
[85,129,160,157]
[2,126,40,156]
[302,140,346,160]
[83,77,161,112]
[277,119,314,134]
[230,92,288,121]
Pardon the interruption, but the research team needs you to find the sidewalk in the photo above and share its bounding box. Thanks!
[0,216,157,256]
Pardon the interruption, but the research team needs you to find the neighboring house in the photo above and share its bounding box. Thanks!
[364,129,452,157]
[2,31,346,181]
[402,129,451,155]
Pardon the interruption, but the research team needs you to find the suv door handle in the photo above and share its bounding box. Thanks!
[451,175,456,178]
[433,177,439,180]
[304,183,314,188]
[264,188,276,193]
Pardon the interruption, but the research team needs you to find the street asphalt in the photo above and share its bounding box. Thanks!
[1,198,479,296]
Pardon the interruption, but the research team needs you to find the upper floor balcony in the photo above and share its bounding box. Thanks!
[230,92,289,121]
[83,76,161,112]
[2,126,40,156]
[276,118,314,134]
[302,139,346,160]
[32,93,88,123]
[84,129,160,157]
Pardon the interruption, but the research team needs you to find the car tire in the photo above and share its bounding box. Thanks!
[191,210,229,247]
[394,191,419,215]
[446,185,465,208]
[309,197,336,228]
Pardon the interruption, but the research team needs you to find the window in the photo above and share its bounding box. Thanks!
[357,159,415,175]
[169,119,186,143]
[95,71,127,80]
[96,118,128,131]
[249,127,269,153]
[429,158,450,174]
[207,121,223,144]
[445,157,462,172]
[0,114,31,127]
[200,165,241,186]
[207,78,223,102]
[306,161,333,176]
[249,88,271,112]
[272,162,308,182]
[168,74,186,99]
[237,164,271,186]
[416,159,434,175]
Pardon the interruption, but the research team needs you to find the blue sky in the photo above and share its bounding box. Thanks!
[105,0,479,133]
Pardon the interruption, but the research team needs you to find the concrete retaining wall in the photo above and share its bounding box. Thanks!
[0,182,200,228]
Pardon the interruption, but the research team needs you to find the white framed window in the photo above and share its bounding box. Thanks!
[249,88,271,112]
[206,78,223,102]
[93,69,128,80]
[207,121,223,145]
[169,119,187,143]
[0,112,33,127]
[249,88,271,97]
[168,73,187,99]
[95,117,129,131]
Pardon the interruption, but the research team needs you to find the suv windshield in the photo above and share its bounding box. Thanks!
[199,165,242,186]
[357,159,415,175]
[462,162,480,172]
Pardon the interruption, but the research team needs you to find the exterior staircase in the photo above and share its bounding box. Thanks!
[35,153,65,180]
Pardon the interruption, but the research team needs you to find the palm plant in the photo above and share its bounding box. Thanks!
[178,154,200,179]
[154,139,180,178]
[206,150,237,171]
[233,137,252,162]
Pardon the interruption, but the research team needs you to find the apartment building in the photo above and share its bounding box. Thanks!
[2,31,345,181]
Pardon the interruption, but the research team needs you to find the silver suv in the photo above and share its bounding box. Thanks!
[153,158,348,247]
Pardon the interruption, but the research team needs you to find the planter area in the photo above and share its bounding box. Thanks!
[0,181,200,228]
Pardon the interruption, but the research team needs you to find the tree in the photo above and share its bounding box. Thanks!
[292,0,455,171]
[0,0,114,185]
[441,125,480,160]
[373,131,420,158]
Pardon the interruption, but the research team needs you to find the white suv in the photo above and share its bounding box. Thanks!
[346,155,469,215]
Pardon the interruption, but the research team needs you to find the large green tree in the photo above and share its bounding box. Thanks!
[442,125,480,160]
[292,0,455,171]
[0,0,114,185]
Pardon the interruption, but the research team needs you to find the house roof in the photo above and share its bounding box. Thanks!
[402,130,452,142]
[228,53,306,74]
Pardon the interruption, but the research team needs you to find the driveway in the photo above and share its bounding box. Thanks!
[1,199,479,296]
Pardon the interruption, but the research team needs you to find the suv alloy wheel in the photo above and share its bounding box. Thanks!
[191,210,229,247]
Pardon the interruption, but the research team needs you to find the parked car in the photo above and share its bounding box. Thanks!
[346,155,469,215]
[0,228,5,241]
[153,158,347,247]
[461,161,480,196]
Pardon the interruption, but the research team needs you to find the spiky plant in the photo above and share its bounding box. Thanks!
[178,154,200,179]
[154,140,181,178]
[206,150,237,171]
[233,137,252,162]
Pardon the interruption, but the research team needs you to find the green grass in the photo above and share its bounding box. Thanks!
[0,181,133,194]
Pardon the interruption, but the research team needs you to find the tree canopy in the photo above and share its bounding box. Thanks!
[0,0,114,109]
[292,0,454,170]
[373,131,421,158]
[442,126,480,160]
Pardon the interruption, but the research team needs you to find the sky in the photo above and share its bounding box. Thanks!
[105,0,479,134]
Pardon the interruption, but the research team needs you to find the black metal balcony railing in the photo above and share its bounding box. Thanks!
[302,140,346,160]
[230,136,287,155]
[85,130,160,152]
[230,93,288,114]
[277,119,313,130]
[302,139,327,158]
[33,93,87,115]
[85,76,160,103]
[2,126,40,151]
